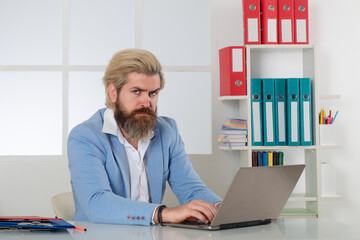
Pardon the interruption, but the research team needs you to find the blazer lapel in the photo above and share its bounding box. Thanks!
[145,126,164,204]
[108,134,131,198]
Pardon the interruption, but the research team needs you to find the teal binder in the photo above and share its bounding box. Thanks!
[251,78,263,146]
[286,78,300,146]
[274,78,287,145]
[299,78,312,145]
[262,78,275,146]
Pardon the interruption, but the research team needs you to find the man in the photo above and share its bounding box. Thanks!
[68,49,221,226]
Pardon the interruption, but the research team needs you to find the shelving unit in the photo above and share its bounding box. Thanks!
[219,44,341,218]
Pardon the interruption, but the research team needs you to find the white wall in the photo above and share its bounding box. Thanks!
[189,0,360,227]
[0,0,360,228]
[308,0,360,227]
[168,0,360,228]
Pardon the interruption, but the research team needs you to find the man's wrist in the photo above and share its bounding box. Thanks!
[157,205,167,225]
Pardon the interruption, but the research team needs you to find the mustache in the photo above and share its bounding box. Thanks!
[129,107,157,117]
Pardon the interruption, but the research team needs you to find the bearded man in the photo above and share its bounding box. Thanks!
[67,49,221,226]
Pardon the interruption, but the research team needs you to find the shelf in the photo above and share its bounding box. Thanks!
[219,145,341,151]
[218,96,248,101]
[245,44,314,50]
[319,94,341,100]
[219,145,317,151]
[218,146,248,151]
[218,44,336,219]
[288,193,317,202]
[280,208,318,218]
[251,146,317,150]
[320,195,343,201]
[317,145,341,150]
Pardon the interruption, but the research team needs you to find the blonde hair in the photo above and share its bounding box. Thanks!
[103,49,165,109]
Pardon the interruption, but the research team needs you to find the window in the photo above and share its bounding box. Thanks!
[0,0,212,157]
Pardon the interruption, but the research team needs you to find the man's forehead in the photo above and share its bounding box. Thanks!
[125,72,161,89]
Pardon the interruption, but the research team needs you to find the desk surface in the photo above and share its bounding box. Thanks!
[1,218,359,240]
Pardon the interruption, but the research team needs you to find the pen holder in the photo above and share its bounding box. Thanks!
[319,124,338,146]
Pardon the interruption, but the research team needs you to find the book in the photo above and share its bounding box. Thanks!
[219,129,248,135]
[221,124,247,130]
[218,138,248,143]
[222,118,247,129]
[252,151,258,166]
[279,151,284,165]
[218,142,247,147]
[0,216,82,231]
[225,118,247,124]
[218,134,247,139]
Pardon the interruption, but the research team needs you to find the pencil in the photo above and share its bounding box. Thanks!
[74,225,87,231]
[331,111,339,124]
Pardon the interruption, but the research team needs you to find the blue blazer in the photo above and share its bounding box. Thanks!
[68,109,221,225]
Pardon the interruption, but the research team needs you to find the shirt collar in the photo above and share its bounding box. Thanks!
[102,108,126,144]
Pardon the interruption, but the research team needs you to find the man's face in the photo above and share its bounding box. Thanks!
[112,72,161,140]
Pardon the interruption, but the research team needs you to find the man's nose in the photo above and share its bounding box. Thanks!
[139,93,151,108]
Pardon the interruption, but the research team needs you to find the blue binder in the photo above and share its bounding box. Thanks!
[251,78,263,146]
[262,152,268,166]
[299,78,312,145]
[262,78,275,146]
[286,78,300,146]
[274,78,287,145]
[257,151,263,166]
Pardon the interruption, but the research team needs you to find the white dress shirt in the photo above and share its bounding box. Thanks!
[102,108,151,203]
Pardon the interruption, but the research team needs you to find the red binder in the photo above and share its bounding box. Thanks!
[219,46,246,96]
[294,0,309,44]
[278,0,294,44]
[243,0,261,44]
[261,0,278,44]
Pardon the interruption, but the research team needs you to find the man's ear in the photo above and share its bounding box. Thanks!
[108,84,118,103]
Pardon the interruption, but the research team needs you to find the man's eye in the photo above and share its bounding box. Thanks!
[150,91,158,96]
[132,90,140,94]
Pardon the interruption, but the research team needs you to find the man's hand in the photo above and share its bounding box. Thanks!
[157,200,218,224]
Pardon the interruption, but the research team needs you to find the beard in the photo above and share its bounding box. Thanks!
[114,101,157,140]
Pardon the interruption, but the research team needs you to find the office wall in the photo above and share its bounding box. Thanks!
[307,0,360,226]
[185,0,360,227]
[0,0,359,227]
[168,0,360,227]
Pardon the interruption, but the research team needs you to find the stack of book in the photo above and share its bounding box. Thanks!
[218,118,248,148]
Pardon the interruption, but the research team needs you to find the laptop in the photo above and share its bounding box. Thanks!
[163,164,305,230]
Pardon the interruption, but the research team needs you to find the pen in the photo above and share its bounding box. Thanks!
[331,111,339,124]
[74,225,87,231]
[320,109,324,124]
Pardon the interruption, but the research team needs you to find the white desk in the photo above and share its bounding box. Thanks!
[1,218,359,240]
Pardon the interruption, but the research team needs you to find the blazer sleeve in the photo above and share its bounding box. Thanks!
[164,119,222,205]
[68,124,158,225]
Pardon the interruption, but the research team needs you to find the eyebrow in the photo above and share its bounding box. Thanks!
[150,88,161,93]
[131,87,160,93]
